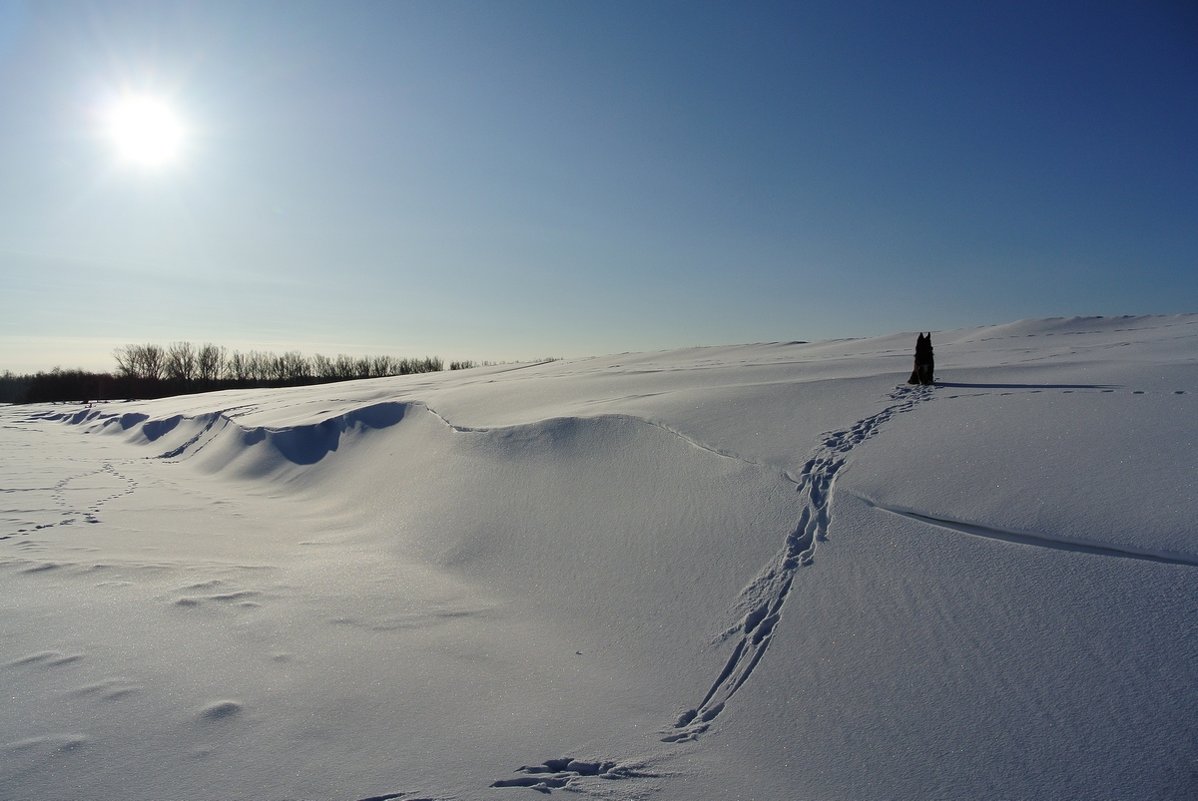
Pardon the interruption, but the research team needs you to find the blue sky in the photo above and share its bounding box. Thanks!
[1,0,1195,372]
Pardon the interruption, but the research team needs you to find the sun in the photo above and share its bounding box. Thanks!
[102,94,187,168]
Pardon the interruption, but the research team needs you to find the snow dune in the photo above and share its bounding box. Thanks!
[2,315,1195,800]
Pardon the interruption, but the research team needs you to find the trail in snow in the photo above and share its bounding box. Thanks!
[660,384,934,743]
[488,385,936,795]
[0,460,136,541]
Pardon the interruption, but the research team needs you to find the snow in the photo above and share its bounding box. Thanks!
[2,314,1196,800]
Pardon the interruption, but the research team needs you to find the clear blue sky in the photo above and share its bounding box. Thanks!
[2,0,1195,372]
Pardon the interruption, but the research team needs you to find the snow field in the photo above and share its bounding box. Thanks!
[2,314,1196,800]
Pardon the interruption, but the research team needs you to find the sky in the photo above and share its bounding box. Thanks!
[1,0,1196,373]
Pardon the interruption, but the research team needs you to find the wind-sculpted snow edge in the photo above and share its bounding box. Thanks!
[39,400,792,483]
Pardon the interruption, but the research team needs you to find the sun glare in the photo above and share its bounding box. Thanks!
[102,94,186,168]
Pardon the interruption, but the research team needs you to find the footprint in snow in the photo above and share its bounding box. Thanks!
[491,757,655,794]
[199,700,243,721]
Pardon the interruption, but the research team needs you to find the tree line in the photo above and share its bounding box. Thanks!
[1,342,477,404]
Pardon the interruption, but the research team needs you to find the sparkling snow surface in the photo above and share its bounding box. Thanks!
[2,315,1196,800]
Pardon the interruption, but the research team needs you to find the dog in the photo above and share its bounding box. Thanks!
[907,332,935,385]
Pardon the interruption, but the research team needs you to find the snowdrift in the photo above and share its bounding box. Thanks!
[3,315,1196,800]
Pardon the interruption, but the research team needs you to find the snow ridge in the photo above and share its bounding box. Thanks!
[856,495,1198,567]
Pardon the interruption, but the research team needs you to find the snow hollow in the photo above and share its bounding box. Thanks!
[2,315,1196,801]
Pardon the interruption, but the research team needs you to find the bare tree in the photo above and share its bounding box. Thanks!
[333,355,357,380]
[113,345,138,378]
[114,340,450,393]
[140,343,166,380]
[265,351,308,383]
[311,353,335,379]
[196,343,226,383]
[280,351,310,382]
[370,355,395,377]
[247,351,271,383]
[165,341,197,382]
[225,350,250,382]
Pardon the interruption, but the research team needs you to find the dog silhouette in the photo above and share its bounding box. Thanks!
[907,332,935,385]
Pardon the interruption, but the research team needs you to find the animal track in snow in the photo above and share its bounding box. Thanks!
[662,384,934,743]
[2,461,137,540]
[493,386,935,793]
[660,379,1192,744]
[199,700,243,721]
[937,384,1190,400]
[490,757,658,794]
